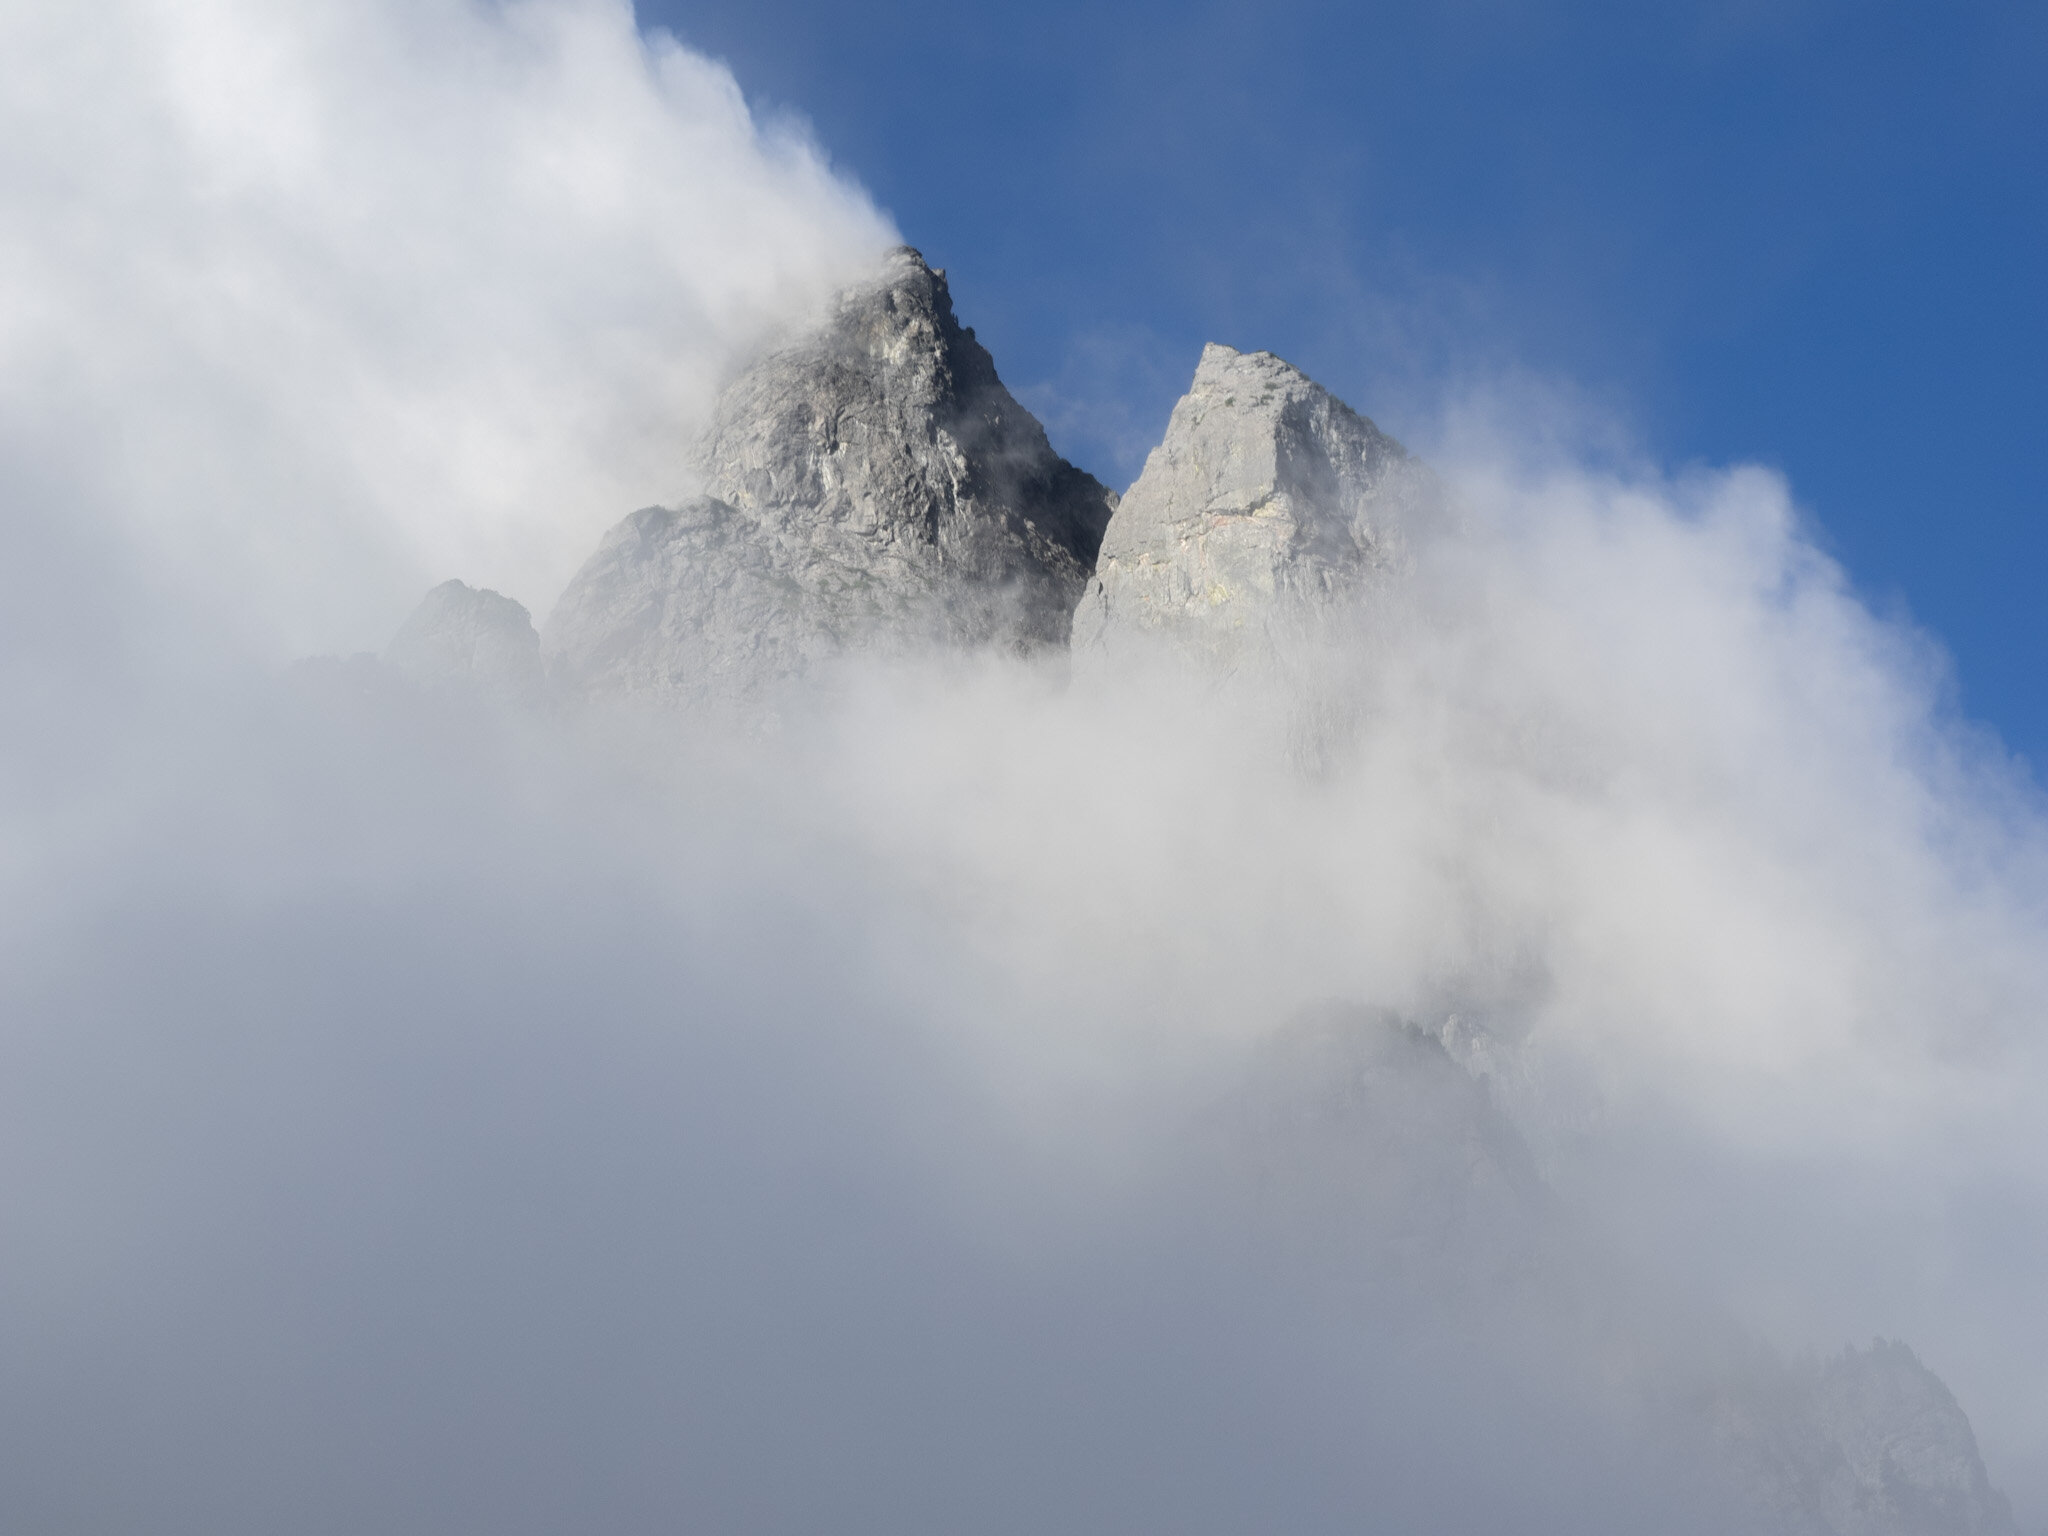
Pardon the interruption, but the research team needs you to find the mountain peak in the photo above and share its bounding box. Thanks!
[541,246,1115,702]
[1071,343,1434,665]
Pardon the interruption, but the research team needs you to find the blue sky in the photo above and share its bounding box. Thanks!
[647,0,2047,763]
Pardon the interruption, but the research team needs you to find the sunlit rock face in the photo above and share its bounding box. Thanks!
[1070,343,1438,667]
[542,247,1115,702]
[382,579,543,701]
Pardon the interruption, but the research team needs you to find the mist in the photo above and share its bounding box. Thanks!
[3,2,2047,1532]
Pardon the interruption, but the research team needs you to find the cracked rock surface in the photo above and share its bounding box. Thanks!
[543,247,1115,702]
[1071,343,1437,668]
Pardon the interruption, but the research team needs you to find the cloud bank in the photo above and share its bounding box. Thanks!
[0,0,893,661]
[3,2,2046,1531]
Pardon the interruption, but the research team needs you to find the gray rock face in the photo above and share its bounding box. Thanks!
[538,498,825,703]
[544,247,1115,701]
[1071,343,1437,667]
[383,579,542,700]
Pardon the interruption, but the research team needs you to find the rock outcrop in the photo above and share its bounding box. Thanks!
[543,247,1116,702]
[1070,343,1437,667]
[383,579,543,700]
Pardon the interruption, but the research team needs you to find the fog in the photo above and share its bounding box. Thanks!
[4,2,2047,1532]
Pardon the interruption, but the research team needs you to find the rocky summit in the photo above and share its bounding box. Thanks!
[542,247,1115,702]
[1071,343,1438,668]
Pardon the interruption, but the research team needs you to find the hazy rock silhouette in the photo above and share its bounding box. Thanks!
[383,579,543,701]
[1228,1003,1546,1288]
[1234,1006,2016,1536]
[1714,1339,2017,1536]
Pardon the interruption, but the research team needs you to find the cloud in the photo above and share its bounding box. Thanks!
[0,0,894,660]
[10,436,2046,1526]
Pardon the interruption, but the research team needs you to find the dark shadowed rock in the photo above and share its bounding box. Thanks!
[383,579,542,700]
[544,247,1116,702]
[1071,343,1438,668]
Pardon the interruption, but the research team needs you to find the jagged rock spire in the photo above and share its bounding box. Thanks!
[542,246,1115,702]
[1071,343,1436,666]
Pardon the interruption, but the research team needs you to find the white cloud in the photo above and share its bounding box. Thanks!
[3,1,2047,1527]
[0,0,894,657]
